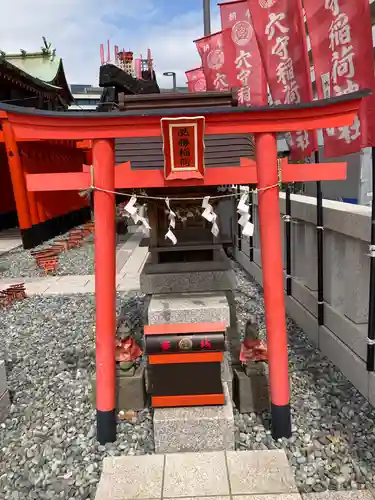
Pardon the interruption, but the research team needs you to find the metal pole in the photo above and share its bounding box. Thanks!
[249,186,254,262]
[237,185,242,252]
[172,73,177,92]
[366,146,375,371]
[285,185,292,296]
[315,151,324,327]
[203,0,211,36]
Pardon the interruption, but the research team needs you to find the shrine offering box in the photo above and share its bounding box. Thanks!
[145,322,226,407]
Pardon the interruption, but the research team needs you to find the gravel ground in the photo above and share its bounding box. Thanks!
[0,231,131,279]
[0,230,95,279]
[0,292,152,500]
[1,264,375,499]
[233,263,375,494]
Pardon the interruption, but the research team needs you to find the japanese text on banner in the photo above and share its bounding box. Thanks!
[185,67,207,93]
[220,0,268,106]
[304,0,375,156]
[247,0,316,159]
[195,31,230,92]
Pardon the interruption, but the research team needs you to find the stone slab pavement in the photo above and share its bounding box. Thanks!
[94,449,374,500]
[0,229,148,296]
[0,228,22,254]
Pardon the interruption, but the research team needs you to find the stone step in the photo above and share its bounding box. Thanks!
[94,449,299,500]
[153,382,234,454]
[302,492,374,499]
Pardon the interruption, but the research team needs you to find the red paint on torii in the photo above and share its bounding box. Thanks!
[25,158,348,192]
[0,90,369,444]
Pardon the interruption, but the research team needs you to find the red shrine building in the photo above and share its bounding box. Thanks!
[0,41,92,248]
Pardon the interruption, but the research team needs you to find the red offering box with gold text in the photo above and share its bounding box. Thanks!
[145,322,226,407]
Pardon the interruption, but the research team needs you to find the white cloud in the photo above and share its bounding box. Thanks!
[0,0,220,89]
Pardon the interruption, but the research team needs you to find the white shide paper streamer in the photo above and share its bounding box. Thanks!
[237,192,254,237]
[202,196,219,237]
[165,198,177,245]
[124,195,151,233]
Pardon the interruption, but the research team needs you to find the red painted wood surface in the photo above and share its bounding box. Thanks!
[0,145,16,215]
[151,393,225,407]
[148,352,224,364]
[255,132,290,408]
[20,142,89,220]
[93,139,116,415]
[1,95,363,141]
[144,322,227,336]
[26,157,347,192]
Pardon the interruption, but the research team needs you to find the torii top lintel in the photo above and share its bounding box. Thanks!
[0,90,369,141]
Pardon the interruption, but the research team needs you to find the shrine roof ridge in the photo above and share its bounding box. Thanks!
[0,89,370,119]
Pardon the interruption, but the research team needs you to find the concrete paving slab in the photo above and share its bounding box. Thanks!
[226,450,298,496]
[302,492,374,500]
[163,451,230,498]
[95,454,164,500]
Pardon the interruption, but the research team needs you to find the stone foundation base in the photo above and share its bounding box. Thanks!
[233,364,269,414]
[92,364,146,412]
[153,383,234,454]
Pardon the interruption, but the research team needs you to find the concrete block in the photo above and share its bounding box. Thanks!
[324,302,368,361]
[163,451,230,498]
[304,223,318,291]
[148,291,230,326]
[95,454,164,500]
[343,237,369,324]
[226,449,298,495]
[319,325,368,398]
[290,278,318,318]
[92,364,146,411]
[222,352,233,399]
[323,230,346,312]
[144,249,231,274]
[163,452,229,499]
[140,267,236,294]
[291,222,306,280]
[153,383,234,453]
[285,295,319,347]
[0,390,10,423]
[0,360,7,396]
[233,366,269,414]
[301,492,374,500]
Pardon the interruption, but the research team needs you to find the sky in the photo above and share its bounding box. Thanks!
[0,0,222,89]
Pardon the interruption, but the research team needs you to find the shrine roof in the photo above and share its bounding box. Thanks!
[0,47,73,104]
[0,89,370,118]
[0,90,369,141]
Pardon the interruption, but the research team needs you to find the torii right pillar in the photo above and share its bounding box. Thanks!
[255,132,291,438]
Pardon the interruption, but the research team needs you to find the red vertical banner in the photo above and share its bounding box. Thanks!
[247,0,316,160]
[195,31,229,91]
[185,67,207,93]
[304,0,375,157]
[219,0,268,106]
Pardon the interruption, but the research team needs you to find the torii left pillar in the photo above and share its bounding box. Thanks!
[92,139,117,444]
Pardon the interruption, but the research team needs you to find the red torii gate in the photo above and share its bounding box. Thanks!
[0,90,368,444]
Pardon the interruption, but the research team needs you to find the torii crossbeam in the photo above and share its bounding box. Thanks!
[0,90,369,444]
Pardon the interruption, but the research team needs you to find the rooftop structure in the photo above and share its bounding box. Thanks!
[69,84,103,111]
[0,38,73,110]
